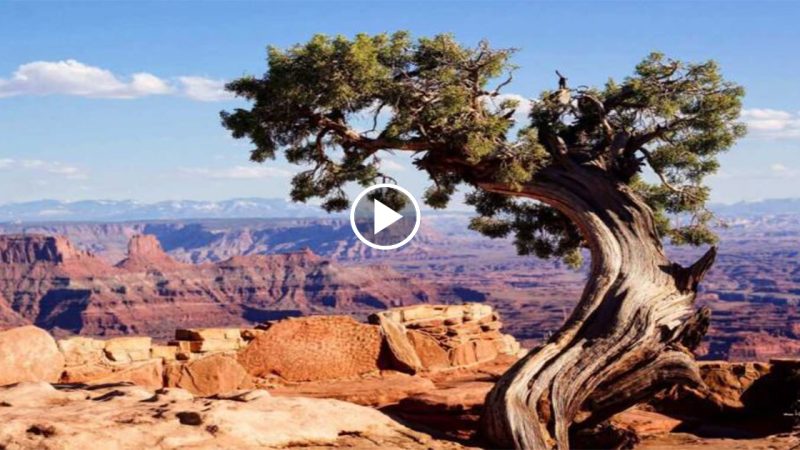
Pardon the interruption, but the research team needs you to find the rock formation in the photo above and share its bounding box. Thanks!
[370,304,523,373]
[652,358,800,431]
[115,234,186,271]
[0,305,522,392]
[238,316,386,381]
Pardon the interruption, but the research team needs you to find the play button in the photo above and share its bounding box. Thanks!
[373,199,404,234]
[350,184,421,250]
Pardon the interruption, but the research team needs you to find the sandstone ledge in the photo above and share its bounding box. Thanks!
[1,304,524,398]
[0,382,466,450]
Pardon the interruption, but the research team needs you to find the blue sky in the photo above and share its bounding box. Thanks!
[0,1,798,206]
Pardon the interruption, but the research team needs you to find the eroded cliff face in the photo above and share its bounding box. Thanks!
[0,234,436,338]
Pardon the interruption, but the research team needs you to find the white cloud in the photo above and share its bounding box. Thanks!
[0,59,234,101]
[178,76,234,102]
[0,158,88,179]
[770,163,788,173]
[741,109,800,139]
[180,165,291,179]
[0,60,172,99]
[768,163,799,178]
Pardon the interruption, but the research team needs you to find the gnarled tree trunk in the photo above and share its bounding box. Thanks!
[479,166,714,449]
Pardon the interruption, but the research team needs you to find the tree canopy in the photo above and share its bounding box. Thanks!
[221,32,744,266]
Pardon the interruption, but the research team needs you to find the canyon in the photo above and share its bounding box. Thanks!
[0,234,434,338]
[1,206,798,361]
[0,202,799,448]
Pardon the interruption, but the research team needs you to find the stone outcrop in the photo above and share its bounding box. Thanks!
[652,359,800,427]
[3,305,521,395]
[115,234,186,271]
[370,304,522,373]
[0,326,65,386]
[238,316,385,381]
[652,361,770,418]
[1,318,799,449]
[57,328,255,392]
[58,335,164,388]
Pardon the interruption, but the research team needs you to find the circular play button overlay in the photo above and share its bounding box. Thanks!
[350,184,421,250]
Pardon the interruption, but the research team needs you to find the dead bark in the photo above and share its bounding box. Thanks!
[478,166,714,449]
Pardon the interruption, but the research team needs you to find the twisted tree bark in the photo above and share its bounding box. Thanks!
[479,166,714,449]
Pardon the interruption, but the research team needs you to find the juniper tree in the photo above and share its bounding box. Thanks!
[221,32,745,449]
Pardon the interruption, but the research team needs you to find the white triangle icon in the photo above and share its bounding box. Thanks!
[374,199,403,234]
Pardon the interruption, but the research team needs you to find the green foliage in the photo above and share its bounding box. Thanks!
[466,191,584,267]
[222,33,745,266]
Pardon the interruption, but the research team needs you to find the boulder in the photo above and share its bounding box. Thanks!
[0,326,64,386]
[238,316,384,382]
[165,353,252,396]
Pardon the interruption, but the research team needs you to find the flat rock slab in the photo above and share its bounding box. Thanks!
[0,382,467,449]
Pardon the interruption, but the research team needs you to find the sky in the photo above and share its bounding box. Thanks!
[0,1,799,206]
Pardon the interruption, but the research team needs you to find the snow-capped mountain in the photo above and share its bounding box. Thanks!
[0,198,335,222]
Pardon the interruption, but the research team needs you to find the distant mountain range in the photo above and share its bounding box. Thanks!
[709,198,800,217]
[0,198,335,223]
[0,197,798,223]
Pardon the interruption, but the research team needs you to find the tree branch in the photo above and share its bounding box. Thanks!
[639,148,684,194]
[315,115,433,152]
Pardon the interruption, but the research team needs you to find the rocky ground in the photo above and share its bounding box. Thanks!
[2,304,800,449]
[0,382,467,449]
